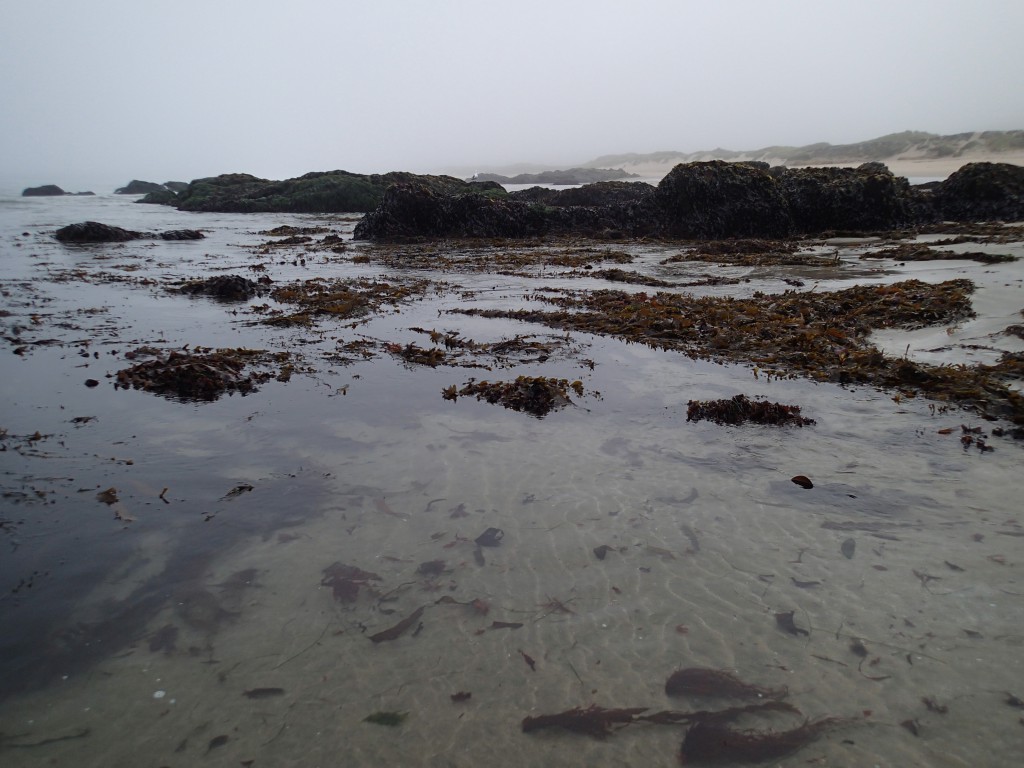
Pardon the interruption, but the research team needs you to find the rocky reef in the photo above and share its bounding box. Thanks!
[354,161,1024,242]
[141,170,503,213]
[115,179,187,195]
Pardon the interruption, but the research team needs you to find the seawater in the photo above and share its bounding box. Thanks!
[0,194,1022,766]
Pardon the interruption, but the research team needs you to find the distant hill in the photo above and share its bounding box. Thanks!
[584,130,1024,171]
[473,167,637,185]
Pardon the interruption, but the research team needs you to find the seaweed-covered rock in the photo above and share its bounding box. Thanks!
[138,189,180,205]
[354,183,547,240]
[159,229,204,240]
[180,275,258,300]
[772,163,921,232]
[935,162,1024,221]
[654,161,793,238]
[168,170,501,214]
[510,180,655,207]
[23,185,67,197]
[55,221,142,242]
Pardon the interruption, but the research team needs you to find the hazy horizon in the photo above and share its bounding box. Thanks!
[3,0,1023,192]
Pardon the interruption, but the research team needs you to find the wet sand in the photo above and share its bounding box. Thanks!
[1,195,1022,766]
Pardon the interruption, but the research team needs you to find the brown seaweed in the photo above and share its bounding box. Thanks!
[147,624,179,654]
[321,561,381,603]
[521,705,648,738]
[244,687,285,699]
[679,717,842,765]
[686,394,815,427]
[665,668,788,700]
[369,606,425,643]
[774,611,810,637]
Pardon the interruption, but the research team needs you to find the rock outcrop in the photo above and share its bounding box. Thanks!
[115,180,167,195]
[23,185,67,196]
[144,171,504,214]
[933,162,1024,221]
[355,160,1004,242]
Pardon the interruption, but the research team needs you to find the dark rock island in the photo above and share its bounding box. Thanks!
[22,184,95,197]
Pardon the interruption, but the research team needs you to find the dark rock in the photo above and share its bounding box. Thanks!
[164,181,189,192]
[159,229,204,240]
[180,274,259,301]
[55,221,142,243]
[138,189,179,205]
[935,162,1024,221]
[167,170,498,214]
[510,180,655,207]
[23,185,66,197]
[115,180,166,195]
[655,160,793,238]
[772,164,922,232]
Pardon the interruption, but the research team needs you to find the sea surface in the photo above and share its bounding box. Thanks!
[1,193,1022,767]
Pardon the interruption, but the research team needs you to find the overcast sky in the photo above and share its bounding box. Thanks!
[2,0,1022,190]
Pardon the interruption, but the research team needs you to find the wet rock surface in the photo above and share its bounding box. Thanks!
[934,162,1024,221]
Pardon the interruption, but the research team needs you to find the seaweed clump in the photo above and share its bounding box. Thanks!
[679,717,843,765]
[442,376,585,417]
[114,348,284,401]
[260,277,429,327]
[686,395,814,427]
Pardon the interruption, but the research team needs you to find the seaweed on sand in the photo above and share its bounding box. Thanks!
[456,279,1024,425]
[522,701,801,739]
[522,705,650,738]
[321,562,382,603]
[679,717,843,765]
[259,276,430,327]
[686,394,814,427]
[665,668,788,700]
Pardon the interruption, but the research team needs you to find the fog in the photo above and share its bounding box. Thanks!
[2,0,1022,191]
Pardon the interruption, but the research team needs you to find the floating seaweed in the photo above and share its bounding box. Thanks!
[444,376,585,417]
[679,717,843,765]
[451,691,472,702]
[115,347,287,401]
[686,394,815,427]
[147,624,178,654]
[321,562,382,603]
[665,668,788,700]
